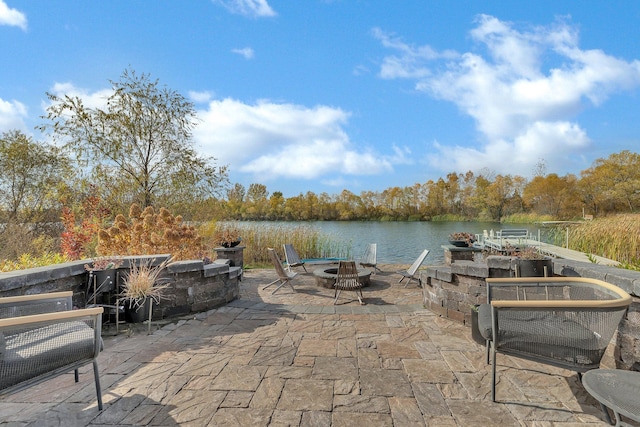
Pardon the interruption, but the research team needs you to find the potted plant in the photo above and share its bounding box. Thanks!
[214,227,242,248]
[505,245,553,277]
[449,232,476,247]
[120,257,172,324]
[84,256,124,295]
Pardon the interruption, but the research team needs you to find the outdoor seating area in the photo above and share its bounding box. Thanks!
[0,292,104,411]
[0,262,625,426]
[478,277,631,403]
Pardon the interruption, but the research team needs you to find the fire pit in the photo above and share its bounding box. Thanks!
[313,266,372,288]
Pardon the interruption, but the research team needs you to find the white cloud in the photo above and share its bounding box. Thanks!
[232,47,255,59]
[47,82,113,110]
[0,97,28,133]
[189,90,214,104]
[429,121,590,175]
[212,0,276,18]
[376,15,640,176]
[193,98,398,181]
[0,0,27,30]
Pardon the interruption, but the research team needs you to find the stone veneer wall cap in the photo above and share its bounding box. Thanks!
[0,260,87,290]
[203,263,229,277]
[486,255,512,270]
[229,266,243,279]
[168,260,204,274]
[435,267,453,282]
[424,266,440,279]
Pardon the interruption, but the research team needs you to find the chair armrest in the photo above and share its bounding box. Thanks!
[491,298,630,309]
[0,307,103,329]
[0,291,73,305]
[0,292,75,318]
[486,277,631,309]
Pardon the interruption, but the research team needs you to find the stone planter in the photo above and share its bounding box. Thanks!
[214,245,245,269]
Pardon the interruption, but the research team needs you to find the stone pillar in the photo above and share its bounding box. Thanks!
[442,244,483,265]
[213,246,245,269]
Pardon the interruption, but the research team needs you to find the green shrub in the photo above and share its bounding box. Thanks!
[0,252,71,272]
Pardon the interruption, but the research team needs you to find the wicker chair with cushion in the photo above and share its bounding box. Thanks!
[0,292,104,410]
[479,277,631,402]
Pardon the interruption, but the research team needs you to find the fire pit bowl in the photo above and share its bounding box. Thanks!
[313,266,372,288]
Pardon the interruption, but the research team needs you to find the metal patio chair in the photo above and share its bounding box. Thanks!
[396,249,430,287]
[264,248,298,294]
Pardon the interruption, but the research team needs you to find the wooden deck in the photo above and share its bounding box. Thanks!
[482,237,620,266]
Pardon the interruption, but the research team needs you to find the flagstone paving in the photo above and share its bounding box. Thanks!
[0,264,616,426]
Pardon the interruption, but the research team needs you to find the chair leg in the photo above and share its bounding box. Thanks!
[302,265,307,272]
[355,288,365,305]
[271,280,288,295]
[93,360,103,411]
[491,344,497,402]
[333,288,341,305]
[398,276,405,284]
[74,369,79,383]
[287,280,296,292]
[263,279,279,290]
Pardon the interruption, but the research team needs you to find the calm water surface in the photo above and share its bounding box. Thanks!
[247,221,549,265]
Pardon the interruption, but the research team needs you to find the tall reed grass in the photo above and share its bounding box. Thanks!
[568,214,640,268]
[209,222,350,268]
[502,213,555,224]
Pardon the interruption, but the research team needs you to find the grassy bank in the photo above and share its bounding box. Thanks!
[212,222,349,268]
[568,214,640,269]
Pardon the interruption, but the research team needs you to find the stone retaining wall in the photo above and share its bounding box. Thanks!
[0,254,241,321]
[423,245,640,369]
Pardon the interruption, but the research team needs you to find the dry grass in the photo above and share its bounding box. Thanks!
[120,257,172,308]
[212,222,349,267]
[569,214,640,267]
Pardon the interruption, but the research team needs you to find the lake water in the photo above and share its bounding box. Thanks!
[244,221,551,265]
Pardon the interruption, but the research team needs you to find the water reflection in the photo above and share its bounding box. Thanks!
[243,221,550,264]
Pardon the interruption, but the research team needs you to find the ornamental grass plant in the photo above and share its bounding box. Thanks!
[120,257,172,309]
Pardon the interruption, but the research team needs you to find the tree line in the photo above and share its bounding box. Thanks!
[211,150,640,222]
[1,67,639,262]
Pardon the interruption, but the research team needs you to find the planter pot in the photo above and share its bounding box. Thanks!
[92,268,117,293]
[125,298,153,323]
[449,240,470,247]
[514,258,553,277]
[470,305,485,344]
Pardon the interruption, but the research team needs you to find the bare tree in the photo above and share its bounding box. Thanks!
[40,68,228,211]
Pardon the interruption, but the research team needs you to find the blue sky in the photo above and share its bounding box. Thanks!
[2,1,640,198]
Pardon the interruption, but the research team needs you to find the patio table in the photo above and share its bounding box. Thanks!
[582,369,640,426]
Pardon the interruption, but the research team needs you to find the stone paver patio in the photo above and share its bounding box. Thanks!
[0,264,614,426]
